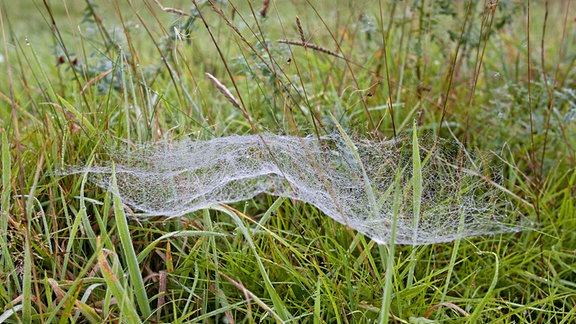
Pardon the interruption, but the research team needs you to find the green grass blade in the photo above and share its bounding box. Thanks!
[56,95,97,136]
[314,278,322,324]
[77,173,98,252]
[258,197,287,227]
[329,113,377,217]
[0,130,16,288]
[22,231,33,323]
[407,120,423,288]
[22,142,45,322]
[210,204,293,321]
[442,204,467,303]
[98,243,142,324]
[74,300,102,324]
[468,251,499,322]
[137,230,225,263]
[1,128,10,220]
[442,239,463,304]
[110,164,152,319]
[45,245,103,324]
[202,208,226,313]
[379,170,402,324]
[61,184,88,280]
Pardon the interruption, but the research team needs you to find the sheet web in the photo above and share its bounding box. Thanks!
[75,133,529,245]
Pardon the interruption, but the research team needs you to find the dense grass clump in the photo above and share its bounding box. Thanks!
[0,1,574,322]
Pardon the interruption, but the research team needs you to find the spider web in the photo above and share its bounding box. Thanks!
[68,132,531,245]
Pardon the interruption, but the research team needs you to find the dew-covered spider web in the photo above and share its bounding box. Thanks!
[69,132,531,245]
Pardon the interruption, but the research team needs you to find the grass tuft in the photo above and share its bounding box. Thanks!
[0,0,574,322]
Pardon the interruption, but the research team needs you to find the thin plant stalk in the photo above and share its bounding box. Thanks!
[441,208,467,303]
[210,204,292,321]
[97,242,142,324]
[468,251,499,322]
[110,165,152,318]
[0,130,16,291]
[379,170,402,324]
[406,120,423,288]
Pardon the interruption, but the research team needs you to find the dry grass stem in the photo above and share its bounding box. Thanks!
[278,39,343,59]
[152,0,190,16]
[205,72,242,110]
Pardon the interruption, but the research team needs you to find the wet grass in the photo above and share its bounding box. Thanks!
[0,0,575,322]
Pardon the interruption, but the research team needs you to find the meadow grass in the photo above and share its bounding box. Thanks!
[0,0,575,322]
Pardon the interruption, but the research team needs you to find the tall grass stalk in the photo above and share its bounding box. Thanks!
[441,212,466,305]
[110,165,152,318]
[406,120,423,289]
[61,170,90,280]
[22,227,32,323]
[0,130,15,288]
[211,204,291,321]
[201,207,228,315]
[468,251,499,322]
[379,170,402,324]
[97,240,142,324]
[331,113,377,217]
